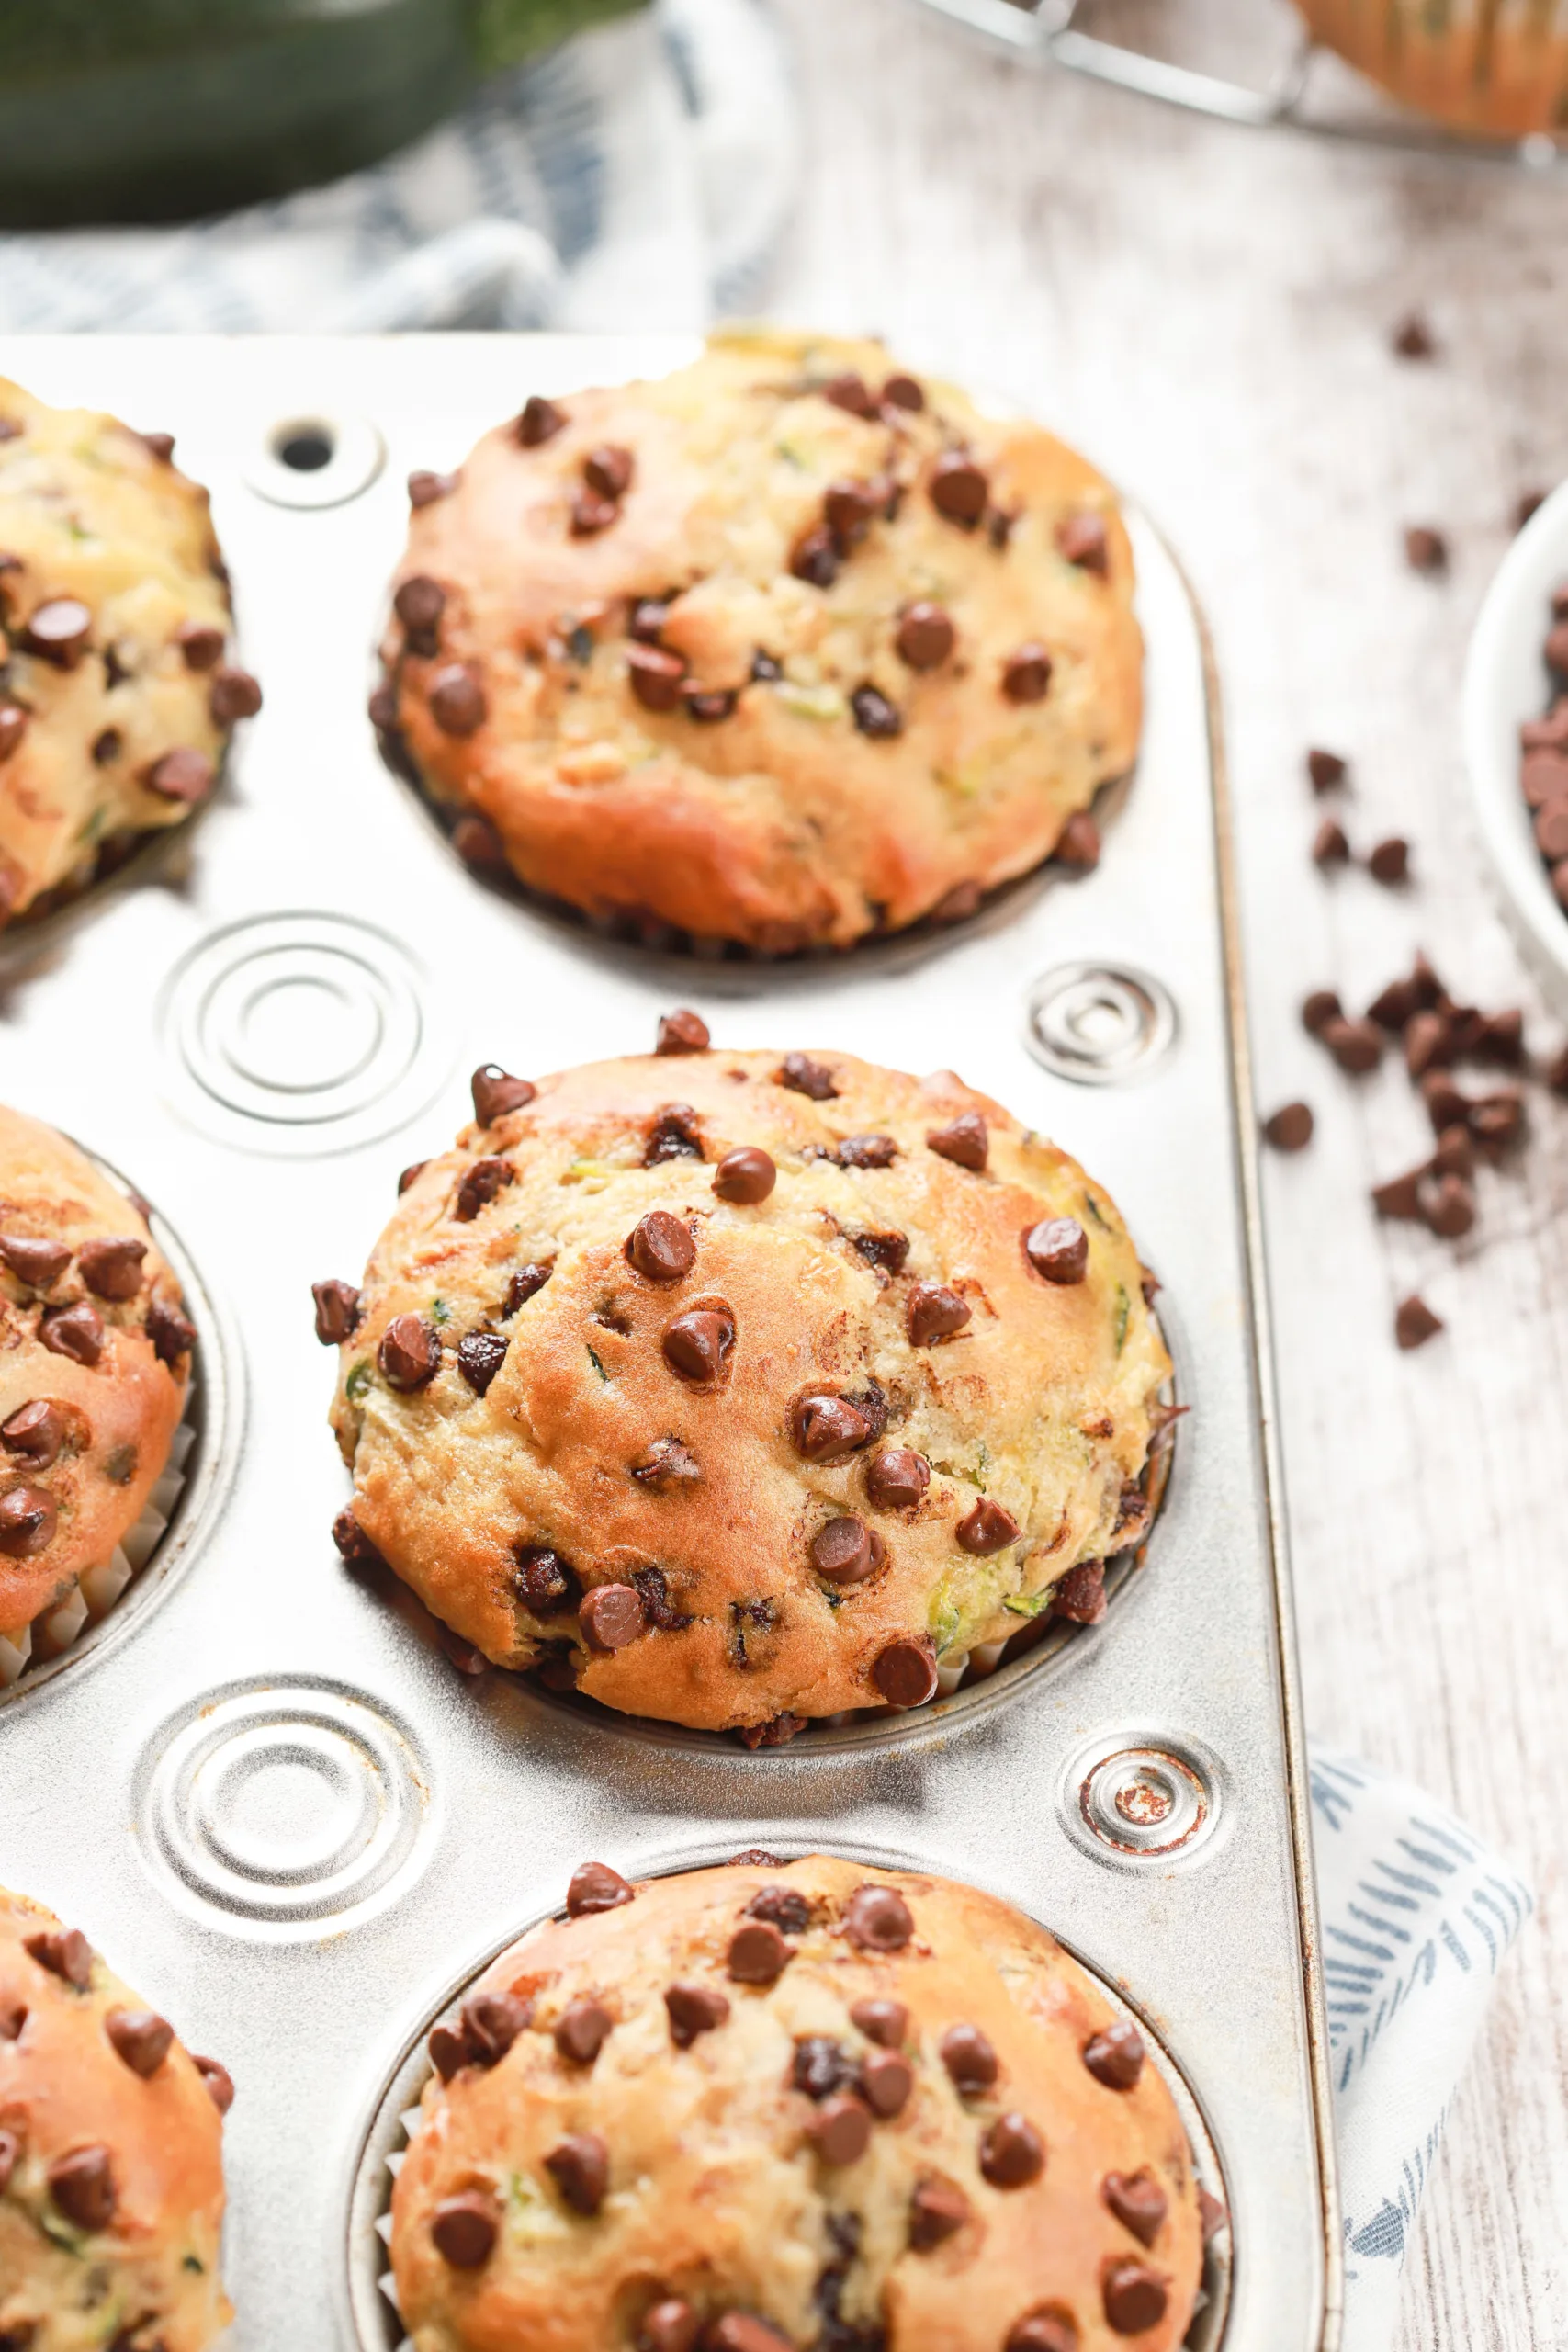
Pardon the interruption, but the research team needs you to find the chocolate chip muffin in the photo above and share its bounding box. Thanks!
[323,1031,1169,1736]
[0,1884,232,2351]
[0,379,260,932]
[0,1105,197,1679]
[377,331,1140,954]
[390,1856,1203,2351]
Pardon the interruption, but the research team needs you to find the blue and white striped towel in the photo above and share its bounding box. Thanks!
[1312,1747,1531,2347]
[0,0,796,334]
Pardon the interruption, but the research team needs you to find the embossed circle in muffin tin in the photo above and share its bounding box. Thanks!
[1064,1730,1225,1868]
[340,1835,1232,2352]
[244,410,386,509]
[1025,959,1179,1085]
[158,910,452,1154]
[135,1676,434,1939]
[0,1151,240,1710]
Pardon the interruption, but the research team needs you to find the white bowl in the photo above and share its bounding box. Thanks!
[1462,481,1568,1015]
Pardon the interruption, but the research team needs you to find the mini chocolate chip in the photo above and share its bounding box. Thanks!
[1471,1090,1525,1149]
[1313,818,1349,866]
[662,1307,735,1384]
[883,373,924,411]
[1395,1294,1443,1350]
[628,642,687,710]
[850,1997,908,2048]
[1423,1174,1475,1238]
[456,1155,515,1222]
[906,1282,970,1346]
[644,1104,705,1165]
[25,598,92,665]
[837,1133,897,1169]
[657,1009,710,1056]
[1369,835,1410,884]
[2,1400,64,1467]
[433,2191,500,2268]
[555,1997,615,2064]
[873,1635,938,1707]
[1052,1561,1107,1623]
[641,2300,698,2352]
[1404,525,1448,574]
[627,1210,697,1283]
[572,488,620,536]
[896,602,954,670]
[506,1261,554,1314]
[378,1314,440,1389]
[1302,989,1342,1035]
[1307,747,1348,791]
[143,747,213,803]
[1263,1102,1314,1151]
[728,1919,793,1984]
[1102,2262,1168,2335]
[429,664,487,736]
[39,1300,105,1365]
[926,1113,987,1170]
[1103,2167,1168,2247]
[1420,1070,1469,1132]
[194,2055,235,2114]
[457,1330,509,1394]
[908,2177,970,2249]
[26,1928,92,1986]
[518,395,566,446]
[665,1981,729,2046]
[584,445,634,500]
[209,666,263,724]
[1372,1169,1424,1220]
[77,1238,146,1301]
[861,2047,914,2116]
[1053,810,1101,870]
[627,597,671,642]
[49,2145,115,2231]
[568,1860,634,1917]
[810,1516,885,1586]
[1393,311,1436,359]
[842,1883,914,1953]
[408,469,457,507]
[863,1447,929,1511]
[461,1990,530,2064]
[822,372,875,416]
[1199,2188,1229,2240]
[1082,2021,1144,2089]
[713,1146,775,1204]
[1002,643,1052,703]
[471,1063,536,1125]
[940,2024,998,2095]
[1007,2312,1078,2352]
[0,1485,56,1558]
[1322,1016,1382,1073]
[791,525,840,587]
[106,2008,174,2078]
[930,452,988,527]
[851,1229,908,1275]
[956,1498,1021,1555]
[1433,1125,1474,1179]
[367,684,399,735]
[824,478,883,549]
[851,684,902,740]
[629,1436,701,1490]
[794,2035,854,2098]
[453,813,506,871]
[0,705,28,763]
[808,2093,871,2165]
[1056,513,1109,573]
[146,1296,196,1364]
[777,1053,837,1100]
[979,2112,1044,2188]
[177,621,225,671]
[515,1545,578,1615]
[791,1392,874,1461]
[312,1279,362,1345]
[546,2131,610,2214]
[707,2317,794,2352]
[0,1236,69,1289]
[581,1582,649,1652]
[332,1508,381,1567]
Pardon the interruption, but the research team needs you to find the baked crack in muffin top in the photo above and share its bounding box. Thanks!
[0,379,260,931]
[324,1031,1170,1736]
[389,1857,1205,2351]
[378,331,1140,954]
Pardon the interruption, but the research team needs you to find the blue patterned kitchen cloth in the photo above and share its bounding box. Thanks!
[0,0,795,333]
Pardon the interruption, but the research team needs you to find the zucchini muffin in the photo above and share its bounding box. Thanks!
[1299,0,1568,135]
[376,331,1141,954]
[0,1105,196,1682]
[322,1031,1169,1737]
[0,378,260,931]
[0,1883,232,2351]
[390,1856,1204,2352]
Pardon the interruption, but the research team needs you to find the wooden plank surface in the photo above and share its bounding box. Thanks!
[765,4,1568,2342]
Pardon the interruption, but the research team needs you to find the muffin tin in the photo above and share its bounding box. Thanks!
[0,334,1338,2349]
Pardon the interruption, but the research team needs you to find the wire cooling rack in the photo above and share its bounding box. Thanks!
[908,0,1568,168]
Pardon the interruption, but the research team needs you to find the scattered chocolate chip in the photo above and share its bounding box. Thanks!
[873,1635,938,1708]
[582,445,634,501]
[461,1990,529,2065]
[1323,1016,1382,1074]
[1103,2167,1168,2247]
[860,2046,914,2116]
[956,1498,1021,1555]
[567,1860,634,1917]
[39,1302,105,1366]
[143,746,214,803]
[849,2002,908,2053]
[882,373,924,412]
[979,2112,1044,2188]
[176,621,225,671]
[641,2300,698,2352]
[810,1516,885,1585]
[429,664,487,736]
[1056,512,1109,573]
[518,396,566,447]
[311,1279,362,1345]
[1368,835,1410,885]
[453,813,506,872]
[1302,989,1342,1035]
[1022,1216,1088,1283]
[929,452,988,527]
[1404,525,1448,575]
[749,1887,810,1934]
[433,2190,500,2268]
[456,1156,515,1222]
[791,1391,874,1461]
[505,1262,554,1315]
[1307,748,1348,792]
[629,1436,701,1490]
[789,524,840,588]
[925,1112,987,1171]
[713,1146,775,1204]
[627,642,687,711]
[77,1237,146,1302]
[906,1282,971,1345]
[457,1330,509,1394]
[408,469,457,507]
[941,2024,998,2095]
[1422,1174,1476,1238]
[194,2055,235,2114]
[25,598,92,665]
[728,1919,793,1984]
[1371,1167,1425,1220]
[627,1209,697,1283]
[931,879,983,924]
[1002,643,1052,703]
[571,488,619,537]
[864,1448,929,1511]
[808,2093,871,2165]
[1199,2187,1229,2239]
[1082,2020,1144,2089]
[1053,810,1102,871]
[650,1012,709,1061]
[1263,1102,1314,1152]
[0,704,28,763]
[1313,818,1349,867]
[1393,311,1436,360]
[1432,1125,1474,1179]
[896,602,954,670]
[378,1314,440,1389]
[145,1296,196,1364]
[106,2008,174,2078]
[908,2176,970,2249]
[644,1104,705,1166]
[842,1883,913,1952]
[851,684,902,740]
[581,1582,648,1652]
[49,2144,116,2231]
[1102,2261,1168,2335]
[777,1053,838,1101]
[706,2317,793,2352]
[665,1981,729,2046]
[554,1997,615,2065]
[1395,1293,1444,1350]
[1052,1560,1107,1623]
[0,1236,69,1288]
[1,1401,64,1467]
[1006,2311,1078,2352]
[794,2035,853,2098]
[26,1928,91,1986]
[1404,1009,1451,1077]
[1479,1009,1525,1066]
[662,1306,734,1384]
[332,1508,381,1567]
[1471,1089,1525,1150]
[824,478,884,550]
[850,1229,909,1276]
[469,1065,536,1127]
[836,1133,897,1170]
[209,666,262,724]
[822,372,875,416]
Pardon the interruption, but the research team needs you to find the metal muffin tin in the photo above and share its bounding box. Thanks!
[0,334,1338,2350]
